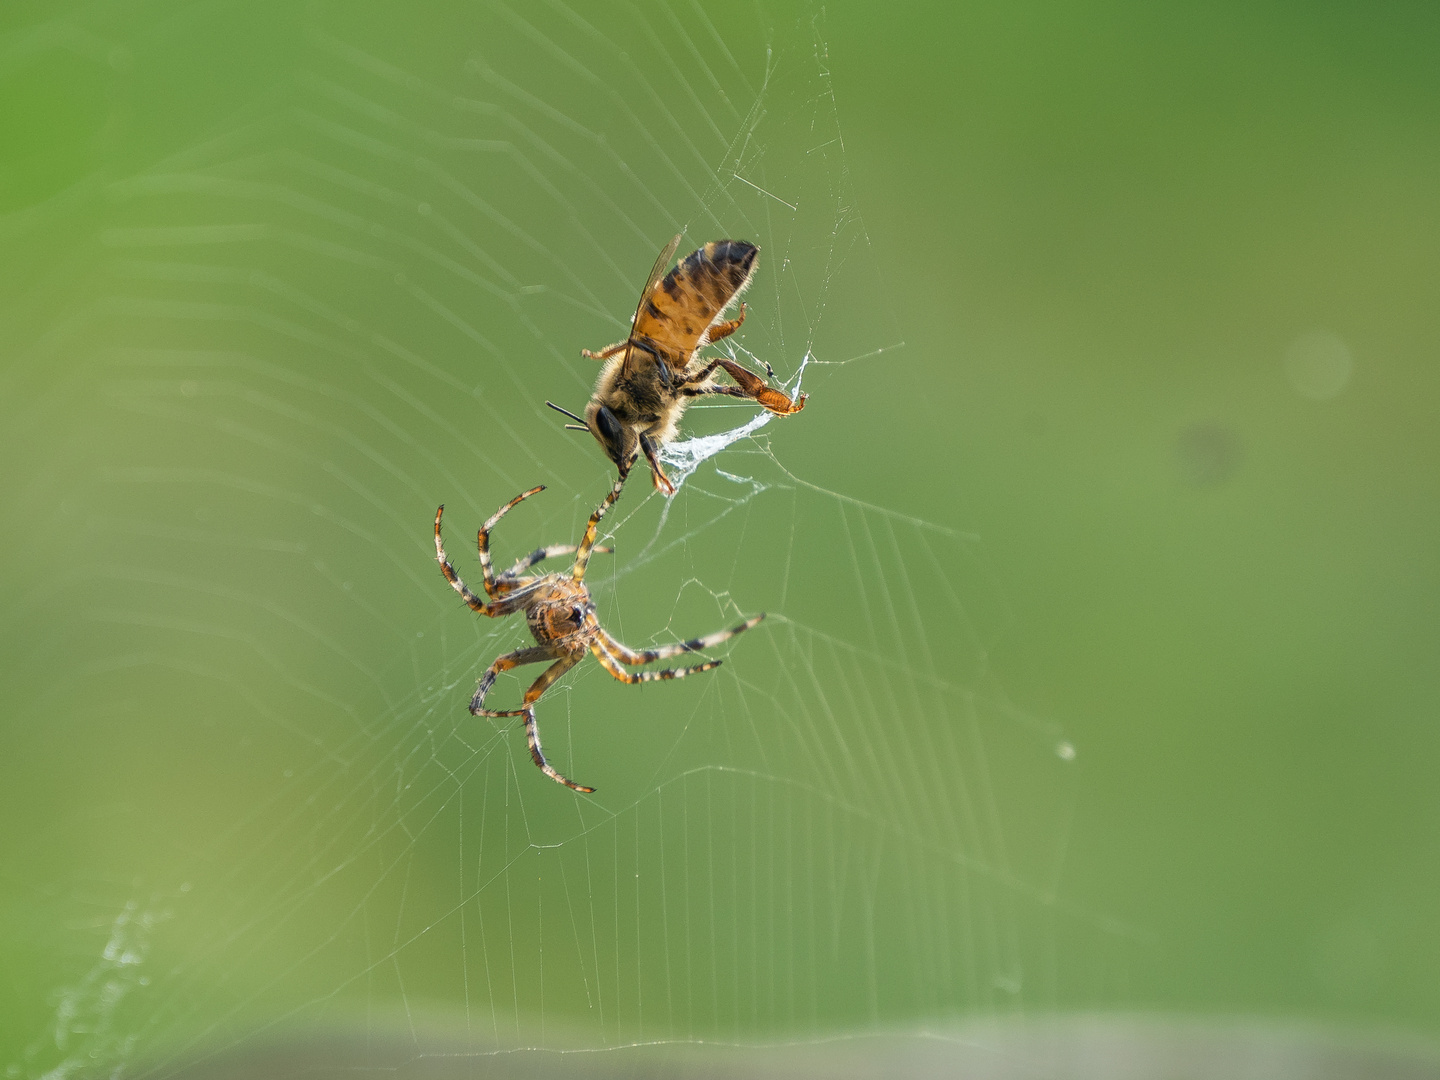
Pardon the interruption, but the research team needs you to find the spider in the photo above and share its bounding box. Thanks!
[434,477,763,792]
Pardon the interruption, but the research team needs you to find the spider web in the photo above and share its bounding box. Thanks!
[0,2,1139,1076]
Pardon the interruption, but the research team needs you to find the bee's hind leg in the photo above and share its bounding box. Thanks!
[711,358,807,415]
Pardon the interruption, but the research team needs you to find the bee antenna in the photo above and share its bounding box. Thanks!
[545,400,588,426]
[563,424,587,431]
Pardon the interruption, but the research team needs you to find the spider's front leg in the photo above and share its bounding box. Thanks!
[436,506,527,616]
[571,474,627,582]
[476,485,546,600]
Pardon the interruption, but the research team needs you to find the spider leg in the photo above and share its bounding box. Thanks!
[638,433,676,496]
[598,614,764,665]
[469,646,556,715]
[492,575,539,598]
[520,655,593,792]
[572,475,626,582]
[589,641,721,683]
[435,506,526,617]
[473,651,592,792]
[498,543,613,584]
[477,485,546,600]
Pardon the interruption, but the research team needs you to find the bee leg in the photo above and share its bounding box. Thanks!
[638,433,676,496]
[704,302,746,345]
[680,385,746,399]
[581,339,628,361]
[675,357,723,388]
[713,358,807,415]
[621,338,671,389]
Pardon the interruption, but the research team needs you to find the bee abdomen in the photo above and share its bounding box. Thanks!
[630,239,759,371]
[675,240,758,306]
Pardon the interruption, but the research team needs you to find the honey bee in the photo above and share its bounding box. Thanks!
[548,235,807,495]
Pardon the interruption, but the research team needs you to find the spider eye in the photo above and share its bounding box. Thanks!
[571,605,585,625]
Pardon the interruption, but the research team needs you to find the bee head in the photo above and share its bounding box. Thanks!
[585,403,636,474]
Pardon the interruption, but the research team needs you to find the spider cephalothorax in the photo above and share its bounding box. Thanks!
[435,477,762,792]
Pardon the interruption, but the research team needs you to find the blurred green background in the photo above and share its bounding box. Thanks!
[3,0,1439,1075]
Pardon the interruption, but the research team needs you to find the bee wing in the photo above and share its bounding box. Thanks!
[619,234,682,376]
[636,234,683,323]
[627,239,760,376]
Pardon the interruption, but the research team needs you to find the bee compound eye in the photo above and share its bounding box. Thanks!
[593,406,626,463]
